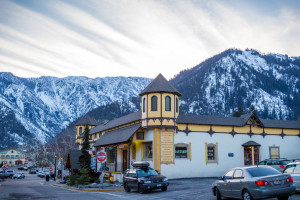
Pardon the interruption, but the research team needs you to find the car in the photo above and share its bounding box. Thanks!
[13,172,25,179]
[0,170,10,178]
[259,158,291,172]
[17,166,25,170]
[212,166,295,200]
[283,161,300,192]
[123,161,169,194]
[1,170,15,178]
[29,168,37,174]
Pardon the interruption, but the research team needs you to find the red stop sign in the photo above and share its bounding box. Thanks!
[97,152,106,162]
[2,166,7,171]
[49,168,53,172]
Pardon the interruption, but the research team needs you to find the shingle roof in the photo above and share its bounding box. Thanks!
[139,74,181,96]
[93,123,141,147]
[242,141,261,146]
[75,115,97,126]
[69,149,82,170]
[176,113,300,129]
[89,111,141,135]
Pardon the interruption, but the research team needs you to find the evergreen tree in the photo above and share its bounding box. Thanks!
[79,125,91,170]
[233,106,244,117]
[250,105,257,115]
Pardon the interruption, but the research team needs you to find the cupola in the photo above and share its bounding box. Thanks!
[139,74,181,128]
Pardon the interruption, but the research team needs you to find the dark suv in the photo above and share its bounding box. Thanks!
[123,162,169,194]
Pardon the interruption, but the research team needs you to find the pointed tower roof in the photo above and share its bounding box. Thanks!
[75,115,97,126]
[139,74,181,96]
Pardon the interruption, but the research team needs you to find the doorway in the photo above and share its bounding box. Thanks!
[123,150,128,171]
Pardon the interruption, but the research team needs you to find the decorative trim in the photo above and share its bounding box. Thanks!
[260,128,267,138]
[183,124,191,136]
[207,125,215,137]
[247,126,254,138]
[230,126,237,138]
[280,129,286,139]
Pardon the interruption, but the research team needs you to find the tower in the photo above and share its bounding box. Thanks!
[75,116,97,149]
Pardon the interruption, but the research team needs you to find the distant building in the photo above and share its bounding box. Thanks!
[0,149,26,166]
[75,74,300,179]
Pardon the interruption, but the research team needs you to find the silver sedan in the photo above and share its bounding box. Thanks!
[283,161,300,192]
[212,166,295,200]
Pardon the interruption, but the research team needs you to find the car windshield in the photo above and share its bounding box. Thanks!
[136,169,158,178]
[246,167,281,177]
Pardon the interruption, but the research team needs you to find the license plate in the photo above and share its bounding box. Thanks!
[274,180,281,185]
[157,184,162,187]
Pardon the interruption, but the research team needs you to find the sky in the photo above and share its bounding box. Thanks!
[0,0,299,79]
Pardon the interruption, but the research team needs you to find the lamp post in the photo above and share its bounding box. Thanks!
[54,154,57,181]
[61,157,63,182]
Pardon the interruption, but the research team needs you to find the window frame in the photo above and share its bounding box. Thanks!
[206,143,217,163]
[176,97,179,113]
[143,97,146,113]
[174,143,190,159]
[165,96,171,111]
[142,142,153,160]
[151,96,158,111]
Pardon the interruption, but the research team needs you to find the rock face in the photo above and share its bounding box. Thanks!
[1,48,299,149]
[0,72,151,147]
[170,49,300,120]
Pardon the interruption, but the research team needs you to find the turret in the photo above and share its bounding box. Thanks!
[75,116,97,146]
[139,74,181,128]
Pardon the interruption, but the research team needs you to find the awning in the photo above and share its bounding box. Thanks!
[242,141,261,147]
[93,123,141,147]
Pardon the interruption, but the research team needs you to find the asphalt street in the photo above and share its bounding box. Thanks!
[0,169,299,200]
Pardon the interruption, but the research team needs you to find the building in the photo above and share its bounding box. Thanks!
[0,148,26,166]
[75,74,300,179]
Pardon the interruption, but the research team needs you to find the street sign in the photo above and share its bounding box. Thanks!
[2,166,7,171]
[49,168,53,172]
[97,152,106,162]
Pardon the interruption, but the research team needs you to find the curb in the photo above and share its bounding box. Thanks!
[53,184,124,192]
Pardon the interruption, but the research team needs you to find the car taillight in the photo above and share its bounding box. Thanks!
[255,180,269,186]
[286,177,293,183]
[280,165,285,169]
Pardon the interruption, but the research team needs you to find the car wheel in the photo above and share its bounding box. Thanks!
[277,196,289,200]
[243,190,253,200]
[215,187,222,200]
[124,182,131,193]
[138,184,145,194]
[161,186,167,191]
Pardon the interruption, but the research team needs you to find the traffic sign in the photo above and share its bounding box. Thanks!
[2,166,7,171]
[49,168,53,172]
[97,152,106,162]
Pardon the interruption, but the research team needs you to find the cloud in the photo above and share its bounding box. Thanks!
[0,0,299,79]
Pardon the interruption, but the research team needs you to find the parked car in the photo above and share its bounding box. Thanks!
[212,166,295,200]
[17,166,25,171]
[0,170,10,178]
[13,172,25,179]
[1,170,15,178]
[123,161,169,194]
[283,161,300,192]
[29,168,37,174]
[259,158,291,172]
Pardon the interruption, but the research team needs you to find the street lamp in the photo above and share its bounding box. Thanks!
[61,157,63,182]
[54,154,57,181]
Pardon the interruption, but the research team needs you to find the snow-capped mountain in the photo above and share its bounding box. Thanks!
[170,49,300,120]
[0,73,151,146]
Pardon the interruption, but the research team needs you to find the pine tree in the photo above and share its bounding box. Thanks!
[233,106,244,117]
[79,125,91,170]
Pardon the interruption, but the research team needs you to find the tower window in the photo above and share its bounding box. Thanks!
[143,97,146,113]
[151,96,157,111]
[165,96,171,111]
[79,127,83,135]
[176,97,179,113]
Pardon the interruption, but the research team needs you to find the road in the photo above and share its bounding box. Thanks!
[0,169,299,199]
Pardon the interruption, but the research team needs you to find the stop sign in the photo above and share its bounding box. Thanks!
[2,166,7,171]
[97,152,106,162]
[49,168,53,172]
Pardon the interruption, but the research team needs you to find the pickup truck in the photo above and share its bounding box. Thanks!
[0,170,15,178]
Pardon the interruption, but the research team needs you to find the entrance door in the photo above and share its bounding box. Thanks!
[244,146,260,166]
[123,150,128,171]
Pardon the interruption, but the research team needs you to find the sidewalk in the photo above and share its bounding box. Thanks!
[52,182,124,192]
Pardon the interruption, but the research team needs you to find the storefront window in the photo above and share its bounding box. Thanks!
[206,143,217,163]
[106,147,117,163]
[143,142,152,159]
[175,147,187,158]
[244,146,260,166]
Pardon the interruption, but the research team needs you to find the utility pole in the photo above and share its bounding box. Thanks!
[54,154,57,181]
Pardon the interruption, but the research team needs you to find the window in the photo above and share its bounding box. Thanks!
[6,155,9,158]
[176,97,179,113]
[246,167,280,177]
[11,155,14,158]
[294,165,300,174]
[107,147,117,163]
[284,165,296,173]
[143,142,153,160]
[151,96,157,111]
[143,97,146,113]
[1,155,4,158]
[233,170,244,179]
[174,143,190,159]
[206,143,217,163]
[79,127,83,135]
[16,155,19,158]
[224,170,234,179]
[244,146,260,165]
[136,132,144,140]
[165,96,171,111]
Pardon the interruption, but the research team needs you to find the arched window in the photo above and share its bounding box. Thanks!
[176,97,179,113]
[143,97,146,113]
[165,96,171,111]
[151,96,157,111]
[79,127,83,135]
